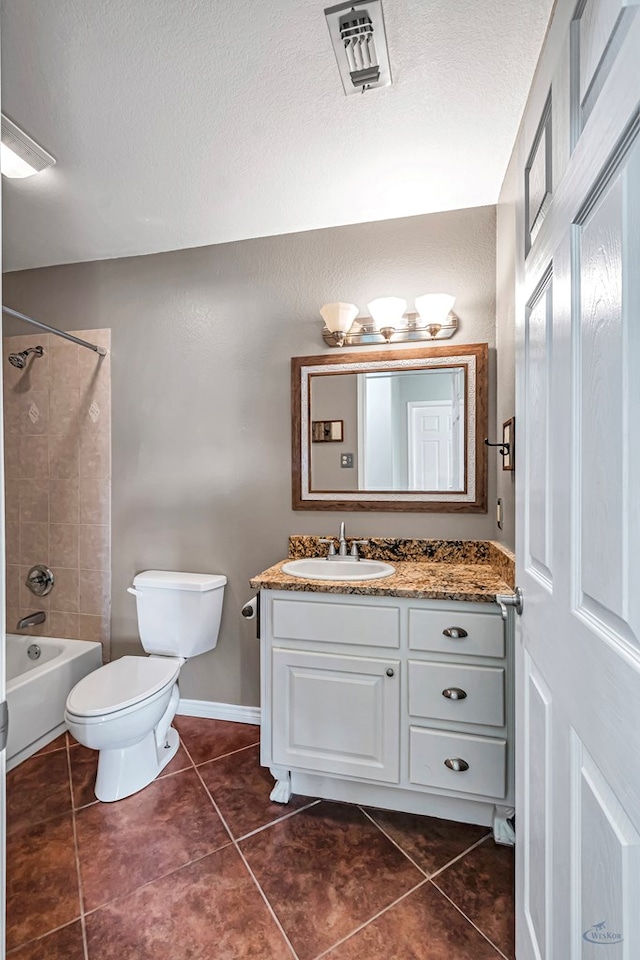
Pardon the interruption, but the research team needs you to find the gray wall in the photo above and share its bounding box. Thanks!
[495,161,517,550]
[3,205,498,706]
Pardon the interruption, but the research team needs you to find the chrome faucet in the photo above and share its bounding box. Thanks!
[17,611,46,630]
[338,521,348,556]
[319,522,369,561]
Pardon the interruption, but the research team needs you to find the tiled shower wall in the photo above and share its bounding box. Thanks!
[3,329,111,659]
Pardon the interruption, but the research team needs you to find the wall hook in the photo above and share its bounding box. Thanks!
[484,438,510,457]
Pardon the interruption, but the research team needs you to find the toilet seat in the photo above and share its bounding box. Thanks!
[66,655,181,720]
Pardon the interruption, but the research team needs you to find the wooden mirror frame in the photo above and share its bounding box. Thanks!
[292,343,488,512]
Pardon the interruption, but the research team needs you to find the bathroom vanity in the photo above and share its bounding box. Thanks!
[250,538,516,844]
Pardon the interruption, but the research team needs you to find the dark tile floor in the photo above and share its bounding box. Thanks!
[6,717,515,960]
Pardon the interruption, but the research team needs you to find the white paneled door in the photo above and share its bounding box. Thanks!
[516,1,640,958]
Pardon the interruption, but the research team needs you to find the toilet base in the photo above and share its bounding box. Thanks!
[95,725,180,802]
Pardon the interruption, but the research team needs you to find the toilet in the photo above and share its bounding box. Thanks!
[65,570,226,802]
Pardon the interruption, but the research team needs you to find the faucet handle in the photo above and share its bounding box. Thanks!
[318,538,337,557]
[350,540,370,559]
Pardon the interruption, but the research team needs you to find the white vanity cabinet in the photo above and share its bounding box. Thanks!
[260,590,514,841]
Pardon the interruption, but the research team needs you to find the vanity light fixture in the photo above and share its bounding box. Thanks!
[367,297,406,342]
[320,294,458,347]
[1,115,56,179]
[319,302,360,347]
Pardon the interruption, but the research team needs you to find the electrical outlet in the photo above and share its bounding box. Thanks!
[341,453,354,468]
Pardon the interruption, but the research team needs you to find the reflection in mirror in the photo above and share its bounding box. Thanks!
[292,344,488,512]
[311,368,465,493]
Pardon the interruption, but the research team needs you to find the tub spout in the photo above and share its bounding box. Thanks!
[17,611,46,630]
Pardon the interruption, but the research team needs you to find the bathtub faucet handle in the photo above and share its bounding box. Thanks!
[26,565,55,598]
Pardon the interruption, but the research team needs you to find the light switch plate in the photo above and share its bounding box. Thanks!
[341,453,354,468]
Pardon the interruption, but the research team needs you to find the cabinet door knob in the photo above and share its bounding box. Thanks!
[444,757,469,772]
[386,668,395,677]
[442,687,467,700]
[442,626,468,639]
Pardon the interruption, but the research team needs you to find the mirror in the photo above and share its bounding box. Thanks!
[292,343,488,512]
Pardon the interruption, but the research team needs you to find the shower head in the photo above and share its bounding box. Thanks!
[8,345,44,369]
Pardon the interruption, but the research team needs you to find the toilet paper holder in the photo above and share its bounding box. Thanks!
[241,595,260,638]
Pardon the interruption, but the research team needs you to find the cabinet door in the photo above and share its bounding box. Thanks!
[272,648,400,783]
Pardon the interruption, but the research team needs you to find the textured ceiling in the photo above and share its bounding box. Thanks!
[1,0,553,271]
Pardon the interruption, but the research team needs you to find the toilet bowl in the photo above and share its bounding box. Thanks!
[65,570,226,802]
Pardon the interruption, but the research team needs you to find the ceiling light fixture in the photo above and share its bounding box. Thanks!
[324,0,392,96]
[1,115,56,179]
[320,295,459,347]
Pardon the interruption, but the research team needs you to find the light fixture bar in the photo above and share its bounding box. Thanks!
[1,114,56,179]
[322,311,459,347]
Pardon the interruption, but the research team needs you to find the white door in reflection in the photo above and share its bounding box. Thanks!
[407,401,457,490]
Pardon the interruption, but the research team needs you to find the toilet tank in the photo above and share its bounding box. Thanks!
[130,571,227,658]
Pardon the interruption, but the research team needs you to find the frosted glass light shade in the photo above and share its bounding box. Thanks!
[320,302,359,333]
[415,294,455,326]
[0,142,38,178]
[367,297,407,330]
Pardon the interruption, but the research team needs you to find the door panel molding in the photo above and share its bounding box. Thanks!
[524,658,553,960]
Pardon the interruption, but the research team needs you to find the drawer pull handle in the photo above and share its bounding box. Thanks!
[442,687,467,701]
[443,627,468,639]
[444,757,469,772]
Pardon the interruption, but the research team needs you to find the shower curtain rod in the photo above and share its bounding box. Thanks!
[2,305,108,356]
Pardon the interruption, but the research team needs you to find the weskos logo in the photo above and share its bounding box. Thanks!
[582,920,623,945]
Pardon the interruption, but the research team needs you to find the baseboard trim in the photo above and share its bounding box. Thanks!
[177,698,261,726]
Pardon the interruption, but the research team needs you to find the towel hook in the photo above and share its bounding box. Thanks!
[484,438,510,458]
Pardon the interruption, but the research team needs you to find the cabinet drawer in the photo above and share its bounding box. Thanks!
[272,598,400,648]
[409,609,504,658]
[409,661,505,727]
[409,726,507,799]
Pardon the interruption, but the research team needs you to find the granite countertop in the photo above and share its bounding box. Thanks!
[250,538,515,604]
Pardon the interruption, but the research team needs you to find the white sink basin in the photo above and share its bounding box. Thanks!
[281,558,395,582]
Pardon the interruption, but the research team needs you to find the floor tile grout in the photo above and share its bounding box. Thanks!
[7,718,514,959]
[6,918,84,956]
[428,832,493,881]
[78,737,238,919]
[190,738,261,768]
[65,735,90,960]
[430,877,510,960]
[81,843,235,919]
[312,877,430,960]
[358,806,431,879]
[235,798,322,842]
[234,841,301,960]
[189,750,301,960]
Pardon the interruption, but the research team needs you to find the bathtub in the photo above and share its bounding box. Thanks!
[6,634,103,771]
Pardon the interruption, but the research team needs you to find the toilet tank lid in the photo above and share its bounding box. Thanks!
[132,570,227,592]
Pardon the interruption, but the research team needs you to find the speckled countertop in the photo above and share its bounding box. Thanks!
[250,538,515,604]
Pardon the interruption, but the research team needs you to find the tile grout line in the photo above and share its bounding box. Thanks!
[430,878,511,960]
[6,919,84,956]
[186,737,261,767]
[312,877,430,960]
[234,844,302,960]
[358,806,431,878]
[359,806,493,883]
[78,750,234,919]
[235,798,322,843]
[428,832,494,881]
[189,750,301,960]
[65,733,90,960]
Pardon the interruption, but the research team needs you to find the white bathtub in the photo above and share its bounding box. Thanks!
[6,634,103,770]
